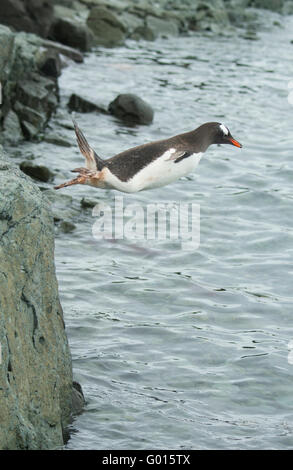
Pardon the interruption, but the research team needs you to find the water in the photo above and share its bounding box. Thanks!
[17,15,293,449]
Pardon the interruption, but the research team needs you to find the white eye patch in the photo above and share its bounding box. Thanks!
[219,123,229,135]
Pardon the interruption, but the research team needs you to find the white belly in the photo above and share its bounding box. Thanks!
[102,151,203,193]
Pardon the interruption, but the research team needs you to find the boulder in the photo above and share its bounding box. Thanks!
[145,15,179,38]
[50,17,94,52]
[0,0,54,38]
[0,147,75,449]
[108,93,154,125]
[68,93,108,114]
[19,161,55,182]
[2,110,23,143]
[35,48,62,79]
[87,6,127,47]
[247,0,284,12]
[131,25,156,41]
[0,29,61,142]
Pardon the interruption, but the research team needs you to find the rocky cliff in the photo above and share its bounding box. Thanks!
[0,146,74,449]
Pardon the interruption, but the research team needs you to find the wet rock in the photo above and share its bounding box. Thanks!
[44,189,80,222]
[0,147,74,449]
[19,161,55,182]
[50,16,94,52]
[247,0,284,12]
[131,25,156,41]
[120,11,145,34]
[41,39,84,64]
[81,197,100,209]
[187,1,230,32]
[72,381,85,416]
[0,29,61,141]
[0,0,54,38]
[36,48,62,79]
[60,220,76,233]
[44,132,73,147]
[108,94,154,125]
[14,73,59,139]
[87,6,127,47]
[68,93,108,114]
[1,110,23,144]
[241,29,259,40]
[145,15,179,38]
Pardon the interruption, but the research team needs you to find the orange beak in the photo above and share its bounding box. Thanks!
[229,138,242,148]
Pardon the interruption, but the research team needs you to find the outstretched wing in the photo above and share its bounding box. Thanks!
[73,120,104,171]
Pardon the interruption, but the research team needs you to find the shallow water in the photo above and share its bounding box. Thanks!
[17,16,293,449]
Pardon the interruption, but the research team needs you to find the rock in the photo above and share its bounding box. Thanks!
[1,110,23,144]
[35,48,62,79]
[188,1,230,31]
[145,15,179,38]
[241,29,259,40]
[131,25,156,41]
[87,6,127,47]
[41,39,84,64]
[50,17,94,52]
[0,29,61,141]
[283,0,293,14]
[0,0,54,38]
[0,147,75,449]
[44,189,80,223]
[108,93,154,125]
[60,220,76,233]
[81,197,99,208]
[247,0,284,12]
[68,93,108,114]
[43,132,73,147]
[72,381,85,416]
[14,73,59,139]
[19,161,55,182]
[120,11,144,34]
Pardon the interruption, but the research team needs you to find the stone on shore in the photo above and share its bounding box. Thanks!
[108,93,154,125]
[19,161,55,182]
[0,147,74,449]
[50,15,94,52]
[0,0,54,38]
[68,93,108,114]
[87,6,127,47]
[0,27,61,142]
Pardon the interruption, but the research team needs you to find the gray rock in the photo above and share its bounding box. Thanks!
[145,15,179,38]
[68,93,108,114]
[0,29,61,142]
[108,93,154,125]
[35,48,62,79]
[60,220,76,233]
[44,132,73,147]
[87,6,127,47]
[187,1,230,31]
[72,381,85,416]
[120,11,145,34]
[19,161,55,182]
[81,197,100,208]
[0,147,74,449]
[44,189,80,223]
[131,25,156,41]
[50,17,94,52]
[1,110,23,144]
[0,0,54,38]
[41,39,84,64]
[247,0,284,12]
